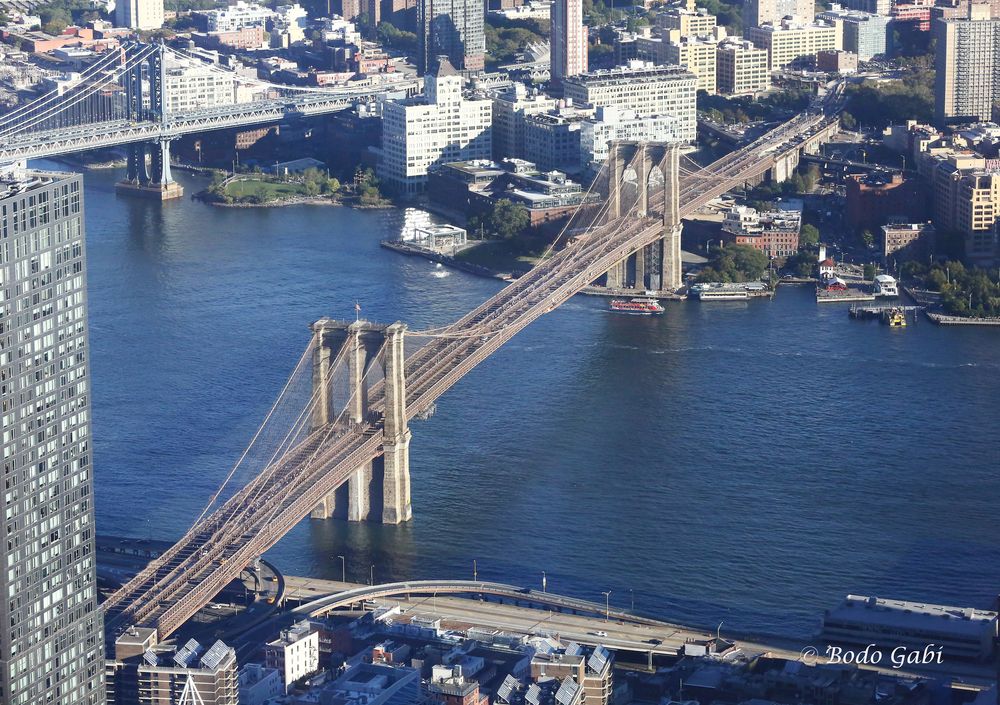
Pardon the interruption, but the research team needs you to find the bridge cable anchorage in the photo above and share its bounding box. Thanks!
[0,43,161,138]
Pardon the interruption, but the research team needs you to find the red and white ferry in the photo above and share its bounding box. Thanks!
[609,297,665,315]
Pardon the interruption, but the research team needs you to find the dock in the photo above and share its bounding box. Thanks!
[816,287,875,303]
[849,304,924,320]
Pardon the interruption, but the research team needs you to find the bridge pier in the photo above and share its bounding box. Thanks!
[116,139,183,201]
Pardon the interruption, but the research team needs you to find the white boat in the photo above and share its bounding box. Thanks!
[689,283,750,300]
[874,274,899,297]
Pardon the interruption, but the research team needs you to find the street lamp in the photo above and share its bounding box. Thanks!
[336,555,345,583]
[473,559,477,582]
[542,571,547,593]
[370,564,375,585]
[628,588,634,612]
[601,591,612,622]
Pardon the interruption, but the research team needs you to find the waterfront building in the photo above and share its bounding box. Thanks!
[108,631,237,705]
[746,0,814,28]
[561,62,697,142]
[428,158,599,226]
[654,6,718,36]
[427,665,490,705]
[324,663,421,705]
[747,19,842,69]
[716,38,770,94]
[265,621,321,692]
[550,0,587,84]
[663,31,718,93]
[816,48,858,72]
[580,106,685,169]
[0,166,105,705]
[523,108,591,172]
[934,4,1000,125]
[491,83,558,160]
[530,645,613,705]
[881,221,936,261]
[722,204,802,257]
[163,55,237,113]
[921,148,1000,262]
[115,0,163,29]
[417,0,485,73]
[822,595,999,662]
[200,0,274,31]
[845,171,925,231]
[379,58,492,194]
[237,664,283,705]
[818,6,889,59]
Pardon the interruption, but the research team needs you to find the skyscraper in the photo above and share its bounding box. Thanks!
[417,0,485,73]
[0,166,105,704]
[934,3,1000,124]
[551,0,588,85]
[115,0,164,29]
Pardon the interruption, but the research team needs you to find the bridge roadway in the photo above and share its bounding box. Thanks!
[102,107,838,642]
[258,577,1000,685]
[0,86,418,162]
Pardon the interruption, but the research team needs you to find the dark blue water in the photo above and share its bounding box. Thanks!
[66,165,1000,638]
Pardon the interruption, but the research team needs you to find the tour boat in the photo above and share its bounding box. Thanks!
[609,297,665,315]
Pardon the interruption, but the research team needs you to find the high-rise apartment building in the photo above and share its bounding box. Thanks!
[716,38,770,94]
[550,0,588,84]
[561,62,698,142]
[746,0,814,27]
[417,0,485,73]
[818,6,889,60]
[748,19,842,68]
[492,83,558,160]
[655,6,718,35]
[934,4,1000,125]
[0,166,105,705]
[664,31,718,93]
[115,0,164,29]
[379,59,493,194]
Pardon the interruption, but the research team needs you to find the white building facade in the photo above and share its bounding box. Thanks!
[561,62,698,142]
[380,60,493,195]
[580,107,685,168]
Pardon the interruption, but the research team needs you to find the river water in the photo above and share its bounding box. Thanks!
[64,164,1000,638]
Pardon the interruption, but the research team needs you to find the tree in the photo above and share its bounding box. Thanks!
[863,263,876,280]
[472,199,530,240]
[784,251,817,277]
[861,229,874,248]
[698,243,769,282]
[841,112,857,130]
[799,223,820,247]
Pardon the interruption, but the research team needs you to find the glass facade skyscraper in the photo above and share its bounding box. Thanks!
[0,167,104,705]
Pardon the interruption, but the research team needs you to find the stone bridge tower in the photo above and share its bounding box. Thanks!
[602,142,682,293]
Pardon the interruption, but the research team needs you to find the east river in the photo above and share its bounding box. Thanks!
[60,164,1000,639]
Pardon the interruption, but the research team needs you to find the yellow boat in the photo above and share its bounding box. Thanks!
[883,308,907,327]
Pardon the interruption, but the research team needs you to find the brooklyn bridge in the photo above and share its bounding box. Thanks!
[0,47,843,642]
